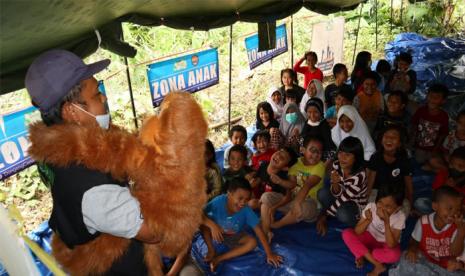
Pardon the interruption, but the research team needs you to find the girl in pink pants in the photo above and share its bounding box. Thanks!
[342,186,406,276]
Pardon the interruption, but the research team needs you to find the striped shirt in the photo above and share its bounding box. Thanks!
[327,161,368,217]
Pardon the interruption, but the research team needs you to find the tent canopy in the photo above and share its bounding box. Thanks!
[0,0,362,95]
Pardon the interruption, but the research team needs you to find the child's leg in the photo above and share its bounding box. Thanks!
[259,192,282,237]
[342,229,378,261]
[271,199,318,228]
[200,225,216,262]
[248,198,260,210]
[372,244,402,264]
[210,234,257,272]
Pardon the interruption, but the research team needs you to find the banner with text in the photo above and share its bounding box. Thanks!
[245,24,288,70]
[0,106,40,180]
[147,48,219,108]
[311,17,345,75]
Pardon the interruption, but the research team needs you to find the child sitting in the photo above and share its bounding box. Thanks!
[390,186,465,275]
[255,101,279,131]
[205,139,222,200]
[324,63,352,108]
[331,105,376,161]
[301,98,336,162]
[367,125,413,214]
[222,145,256,194]
[414,146,465,215]
[350,51,372,92]
[269,136,326,231]
[201,177,282,272]
[279,102,306,153]
[293,51,323,90]
[325,85,354,128]
[411,83,449,165]
[387,52,417,96]
[278,68,305,104]
[353,71,385,133]
[251,130,276,171]
[266,86,283,120]
[342,185,406,276]
[223,125,253,169]
[258,147,299,239]
[300,79,325,116]
[373,90,410,140]
[316,137,368,236]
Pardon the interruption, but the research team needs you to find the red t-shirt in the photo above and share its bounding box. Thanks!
[432,169,465,199]
[411,106,449,150]
[293,59,323,89]
[251,149,276,171]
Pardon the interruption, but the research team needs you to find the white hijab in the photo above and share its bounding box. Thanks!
[331,105,375,161]
[300,79,325,117]
[267,86,283,120]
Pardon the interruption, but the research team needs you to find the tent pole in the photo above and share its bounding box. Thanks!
[228,25,233,133]
[400,0,404,25]
[121,26,139,130]
[390,0,394,32]
[375,0,378,50]
[352,3,363,65]
[290,15,294,66]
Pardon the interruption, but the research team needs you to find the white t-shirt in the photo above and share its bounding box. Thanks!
[362,202,406,242]
[411,212,459,242]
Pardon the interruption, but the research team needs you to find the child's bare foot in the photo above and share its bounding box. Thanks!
[204,250,216,263]
[367,263,386,276]
[355,257,364,268]
[210,256,221,272]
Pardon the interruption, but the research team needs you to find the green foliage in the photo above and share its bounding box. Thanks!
[0,166,47,204]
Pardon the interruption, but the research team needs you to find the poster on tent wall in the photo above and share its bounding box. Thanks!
[311,17,345,75]
[0,106,40,180]
[245,24,288,70]
[147,48,219,108]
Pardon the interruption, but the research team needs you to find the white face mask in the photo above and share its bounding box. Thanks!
[73,104,110,130]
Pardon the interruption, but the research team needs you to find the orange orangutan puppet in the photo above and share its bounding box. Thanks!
[28,92,208,275]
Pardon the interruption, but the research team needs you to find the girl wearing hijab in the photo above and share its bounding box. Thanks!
[301,98,336,162]
[267,86,284,120]
[300,79,326,117]
[279,102,306,153]
[331,105,376,161]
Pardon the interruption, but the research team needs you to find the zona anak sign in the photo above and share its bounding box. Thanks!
[245,24,288,70]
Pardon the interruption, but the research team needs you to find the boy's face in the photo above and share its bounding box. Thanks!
[272,91,281,104]
[397,60,410,72]
[433,195,462,225]
[376,196,400,217]
[306,106,321,123]
[382,129,401,153]
[335,94,350,109]
[387,95,405,115]
[255,136,269,154]
[339,115,354,133]
[282,73,293,87]
[286,97,297,104]
[302,140,322,165]
[259,108,270,123]
[270,149,291,170]
[427,92,446,111]
[227,188,251,213]
[229,151,246,172]
[450,157,465,173]
[231,131,246,145]
[456,115,465,134]
[362,78,377,95]
[336,68,348,82]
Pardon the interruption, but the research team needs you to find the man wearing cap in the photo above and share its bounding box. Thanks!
[25,49,158,275]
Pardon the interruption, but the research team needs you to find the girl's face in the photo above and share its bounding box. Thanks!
[339,115,354,133]
[337,151,355,171]
[259,107,270,123]
[362,78,377,95]
[397,60,410,72]
[302,140,322,165]
[456,115,465,135]
[271,91,281,104]
[306,55,317,67]
[306,106,321,123]
[382,129,401,153]
[282,73,293,87]
[286,97,297,104]
[376,196,400,217]
[307,82,317,97]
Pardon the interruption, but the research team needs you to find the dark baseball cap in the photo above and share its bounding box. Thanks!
[25,49,110,112]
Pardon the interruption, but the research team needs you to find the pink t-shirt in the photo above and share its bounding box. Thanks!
[362,202,406,242]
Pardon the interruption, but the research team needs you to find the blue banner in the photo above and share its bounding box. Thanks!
[245,24,288,70]
[147,48,219,108]
[0,106,39,180]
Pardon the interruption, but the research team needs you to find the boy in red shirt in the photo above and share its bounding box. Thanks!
[411,83,449,165]
[251,130,276,171]
[293,51,323,89]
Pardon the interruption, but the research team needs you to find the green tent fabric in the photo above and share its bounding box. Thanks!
[0,0,362,95]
